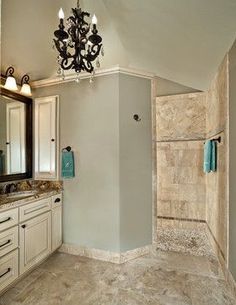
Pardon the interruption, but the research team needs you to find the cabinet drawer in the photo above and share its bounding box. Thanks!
[0,209,18,232]
[0,249,18,293]
[51,193,62,209]
[19,198,51,222]
[0,226,18,258]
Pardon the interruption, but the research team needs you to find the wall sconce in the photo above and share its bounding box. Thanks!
[4,67,18,91]
[2,66,32,96]
[20,74,32,96]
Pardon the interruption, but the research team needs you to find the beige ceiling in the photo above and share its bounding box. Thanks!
[1,0,236,90]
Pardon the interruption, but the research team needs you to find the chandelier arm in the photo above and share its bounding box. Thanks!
[81,58,94,73]
[61,58,74,70]
[86,44,102,61]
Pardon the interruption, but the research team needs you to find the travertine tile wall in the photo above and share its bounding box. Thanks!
[156,93,206,141]
[205,56,228,260]
[155,56,229,265]
[156,93,206,226]
[157,141,206,221]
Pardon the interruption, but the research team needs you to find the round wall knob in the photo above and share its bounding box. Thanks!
[21,224,26,229]
[133,114,141,122]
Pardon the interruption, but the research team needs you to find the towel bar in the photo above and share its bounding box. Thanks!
[204,136,221,144]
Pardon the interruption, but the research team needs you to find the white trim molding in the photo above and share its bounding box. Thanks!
[31,66,155,89]
[59,243,151,264]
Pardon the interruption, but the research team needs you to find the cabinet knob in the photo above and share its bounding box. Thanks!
[54,198,61,203]
[6,142,10,145]
[51,139,55,142]
[21,224,26,229]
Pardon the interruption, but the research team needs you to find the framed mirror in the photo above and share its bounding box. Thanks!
[0,87,32,182]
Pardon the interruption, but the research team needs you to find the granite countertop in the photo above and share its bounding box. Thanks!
[0,189,62,211]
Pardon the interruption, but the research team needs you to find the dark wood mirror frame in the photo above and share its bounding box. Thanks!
[0,87,32,182]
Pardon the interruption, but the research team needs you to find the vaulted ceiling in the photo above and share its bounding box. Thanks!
[1,0,236,90]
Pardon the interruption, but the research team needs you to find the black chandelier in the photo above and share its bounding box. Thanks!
[53,0,103,81]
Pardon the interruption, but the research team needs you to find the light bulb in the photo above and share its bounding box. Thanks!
[92,14,97,25]
[20,83,32,96]
[4,76,18,91]
[58,8,64,19]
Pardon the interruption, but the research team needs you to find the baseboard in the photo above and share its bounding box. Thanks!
[59,243,151,264]
[206,224,236,298]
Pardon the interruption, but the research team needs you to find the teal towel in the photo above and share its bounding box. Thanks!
[61,151,75,178]
[211,140,216,172]
[204,140,212,173]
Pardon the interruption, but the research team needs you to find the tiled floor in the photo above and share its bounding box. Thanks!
[0,247,235,305]
[156,227,215,257]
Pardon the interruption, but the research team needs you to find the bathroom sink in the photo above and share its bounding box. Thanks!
[4,190,38,200]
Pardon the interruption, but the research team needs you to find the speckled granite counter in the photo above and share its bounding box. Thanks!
[0,189,62,212]
[0,180,63,211]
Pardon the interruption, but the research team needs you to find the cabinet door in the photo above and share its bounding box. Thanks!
[52,206,62,252]
[19,212,51,275]
[34,96,59,180]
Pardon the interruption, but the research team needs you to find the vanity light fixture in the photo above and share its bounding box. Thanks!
[1,67,32,96]
[20,74,32,96]
[4,67,18,91]
[53,0,104,83]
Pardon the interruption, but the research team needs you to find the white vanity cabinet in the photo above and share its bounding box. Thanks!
[19,212,51,274]
[0,192,63,294]
[51,194,62,252]
[34,96,59,180]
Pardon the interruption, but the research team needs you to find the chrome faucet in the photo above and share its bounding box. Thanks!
[2,183,17,194]
[8,183,17,193]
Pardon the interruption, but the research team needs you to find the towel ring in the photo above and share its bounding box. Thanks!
[62,146,72,152]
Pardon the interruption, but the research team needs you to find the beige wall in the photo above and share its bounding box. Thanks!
[156,93,206,227]
[205,56,228,261]
[229,40,236,279]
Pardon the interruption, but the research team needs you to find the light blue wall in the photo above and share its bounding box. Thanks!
[34,73,197,253]
[35,75,120,252]
[119,74,152,251]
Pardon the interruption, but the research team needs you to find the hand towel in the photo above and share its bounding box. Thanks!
[211,140,217,172]
[203,140,212,173]
[61,151,75,179]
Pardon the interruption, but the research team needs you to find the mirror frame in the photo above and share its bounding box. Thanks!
[0,87,32,182]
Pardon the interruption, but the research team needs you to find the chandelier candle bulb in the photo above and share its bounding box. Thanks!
[92,14,97,25]
[58,8,65,20]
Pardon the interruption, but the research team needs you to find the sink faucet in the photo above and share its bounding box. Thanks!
[2,183,17,194]
[8,183,17,193]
